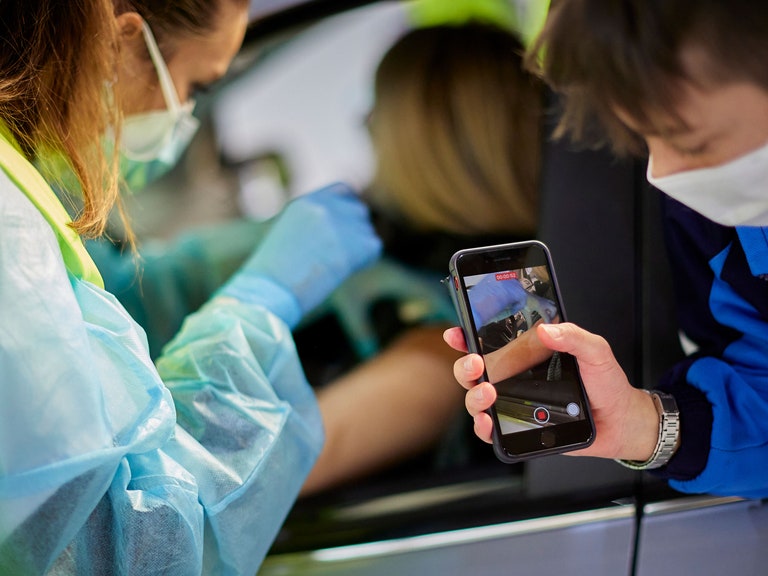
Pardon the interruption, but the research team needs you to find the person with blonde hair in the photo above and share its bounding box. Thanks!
[301,22,545,494]
[366,22,542,237]
[0,1,380,573]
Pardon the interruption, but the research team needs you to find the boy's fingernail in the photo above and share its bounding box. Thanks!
[540,323,563,338]
[463,356,475,371]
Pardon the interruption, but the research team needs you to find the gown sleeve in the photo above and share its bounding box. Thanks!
[0,173,322,575]
[85,217,270,359]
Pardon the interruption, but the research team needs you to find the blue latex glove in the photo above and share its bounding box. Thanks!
[469,275,558,330]
[218,182,382,328]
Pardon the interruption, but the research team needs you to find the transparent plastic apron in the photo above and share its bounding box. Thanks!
[0,124,103,288]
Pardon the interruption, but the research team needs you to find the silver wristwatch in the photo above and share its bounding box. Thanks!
[617,390,680,470]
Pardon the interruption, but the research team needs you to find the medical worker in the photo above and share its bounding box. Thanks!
[77,0,272,359]
[0,1,381,575]
[447,0,768,497]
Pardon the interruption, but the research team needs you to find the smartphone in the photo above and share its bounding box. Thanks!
[446,240,595,463]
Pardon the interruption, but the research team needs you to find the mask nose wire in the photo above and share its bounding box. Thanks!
[139,19,185,113]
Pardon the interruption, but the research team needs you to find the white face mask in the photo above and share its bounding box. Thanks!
[120,20,200,187]
[647,140,768,227]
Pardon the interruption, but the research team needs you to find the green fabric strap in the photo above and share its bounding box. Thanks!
[0,125,104,288]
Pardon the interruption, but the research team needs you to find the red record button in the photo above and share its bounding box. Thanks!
[533,407,550,424]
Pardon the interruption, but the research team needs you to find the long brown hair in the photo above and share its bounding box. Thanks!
[0,0,249,241]
[527,0,768,155]
[369,23,543,237]
[0,0,122,238]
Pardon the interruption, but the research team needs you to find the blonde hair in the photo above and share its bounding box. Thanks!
[369,23,543,236]
[0,0,126,240]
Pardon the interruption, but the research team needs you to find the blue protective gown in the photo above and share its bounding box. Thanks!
[653,196,768,498]
[0,133,323,573]
[85,219,271,359]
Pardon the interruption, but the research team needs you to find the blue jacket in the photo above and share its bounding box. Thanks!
[654,196,768,498]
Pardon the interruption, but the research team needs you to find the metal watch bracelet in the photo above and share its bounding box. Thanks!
[616,390,680,471]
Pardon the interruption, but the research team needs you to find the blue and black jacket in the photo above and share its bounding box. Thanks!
[654,196,768,497]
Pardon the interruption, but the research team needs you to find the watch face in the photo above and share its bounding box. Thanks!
[653,391,679,415]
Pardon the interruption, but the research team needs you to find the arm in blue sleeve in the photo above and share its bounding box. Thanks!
[86,218,271,358]
[0,179,322,575]
[652,202,768,497]
[156,296,324,573]
[658,354,768,499]
[652,357,713,481]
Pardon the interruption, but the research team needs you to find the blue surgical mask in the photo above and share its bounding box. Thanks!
[120,20,200,191]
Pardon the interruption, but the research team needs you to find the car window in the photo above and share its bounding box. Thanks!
[214,2,408,218]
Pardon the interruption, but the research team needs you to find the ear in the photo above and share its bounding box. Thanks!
[116,11,144,41]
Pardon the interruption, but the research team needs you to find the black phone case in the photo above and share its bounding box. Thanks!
[446,240,595,464]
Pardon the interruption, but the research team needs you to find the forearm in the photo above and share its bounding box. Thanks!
[87,218,268,357]
[301,325,465,496]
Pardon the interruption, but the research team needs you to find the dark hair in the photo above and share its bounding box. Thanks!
[116,0,249,56]
[526,0,768,154]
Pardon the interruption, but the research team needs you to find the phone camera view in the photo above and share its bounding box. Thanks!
[465,265,585,436]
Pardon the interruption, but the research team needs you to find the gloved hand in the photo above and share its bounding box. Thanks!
[469,275,558,330]
[218,182,382,328]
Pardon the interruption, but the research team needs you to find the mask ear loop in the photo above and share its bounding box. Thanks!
[140,19,188,114]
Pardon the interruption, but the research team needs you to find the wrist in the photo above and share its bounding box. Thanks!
[623,388,661,461]
[617,390,680,470]
[217,274,302,329]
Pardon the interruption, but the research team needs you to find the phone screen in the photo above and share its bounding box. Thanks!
[449,241,594,462]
